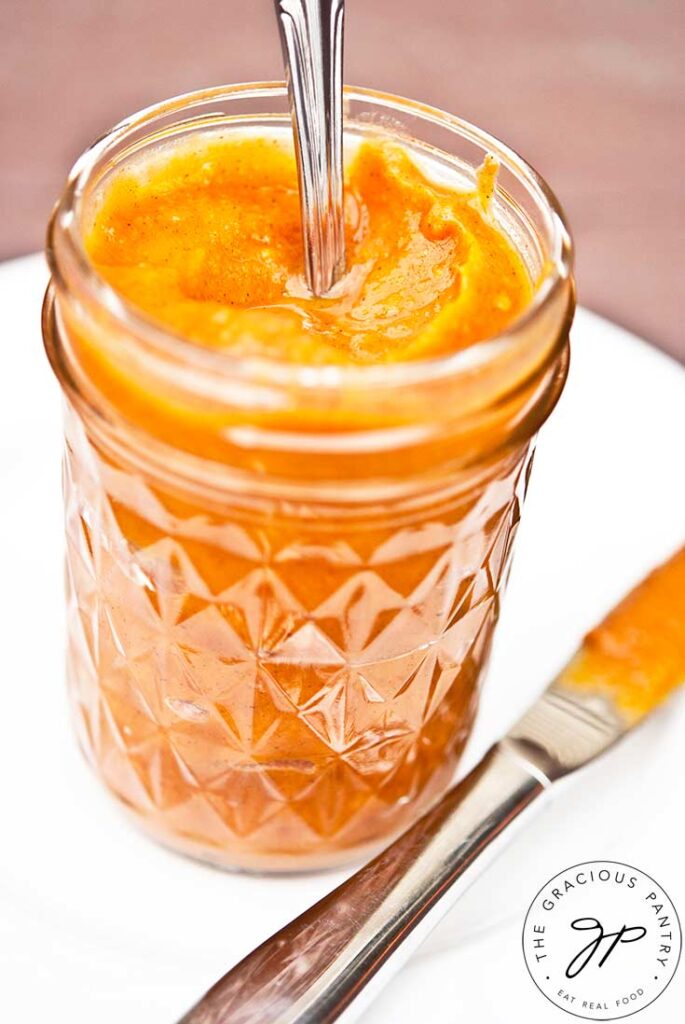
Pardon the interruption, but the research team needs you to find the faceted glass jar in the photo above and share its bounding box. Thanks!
[44,84,574,872]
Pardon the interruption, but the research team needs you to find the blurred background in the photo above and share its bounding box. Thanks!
[1,0,682,359]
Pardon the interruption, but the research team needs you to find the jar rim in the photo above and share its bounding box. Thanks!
[47,81,573,397]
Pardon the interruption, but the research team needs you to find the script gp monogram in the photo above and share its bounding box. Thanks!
[565,918,647,978]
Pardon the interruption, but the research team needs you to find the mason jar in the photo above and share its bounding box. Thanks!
[43,84,574,871]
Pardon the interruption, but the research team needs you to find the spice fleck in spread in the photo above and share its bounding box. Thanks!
[86,136,531,364]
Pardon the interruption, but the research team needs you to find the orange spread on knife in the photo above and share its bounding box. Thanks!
[559,547,685,721]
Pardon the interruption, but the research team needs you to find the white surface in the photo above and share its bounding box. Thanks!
[0,253,684,1022]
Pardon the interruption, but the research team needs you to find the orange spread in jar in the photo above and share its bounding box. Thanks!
[86,136,531,365]
[59,133,548,871]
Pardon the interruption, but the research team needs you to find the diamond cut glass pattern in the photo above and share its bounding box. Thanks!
[63,405,532,870]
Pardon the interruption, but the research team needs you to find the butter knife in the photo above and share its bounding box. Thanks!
[178,546,685,1024]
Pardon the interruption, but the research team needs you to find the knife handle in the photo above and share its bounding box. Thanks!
[178,741,550,1024]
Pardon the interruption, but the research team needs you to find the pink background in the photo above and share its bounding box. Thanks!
[1,0,682,359]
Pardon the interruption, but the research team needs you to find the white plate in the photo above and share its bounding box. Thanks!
[1,254,683,1023]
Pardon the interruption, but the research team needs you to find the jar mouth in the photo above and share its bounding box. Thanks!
[47,82,573,398]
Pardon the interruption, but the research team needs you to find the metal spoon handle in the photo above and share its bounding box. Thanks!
[177,744,549,1024]
[274,0,346,296]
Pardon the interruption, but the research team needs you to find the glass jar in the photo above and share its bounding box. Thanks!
[44,84,574,872]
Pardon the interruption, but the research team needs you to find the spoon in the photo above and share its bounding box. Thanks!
[273,0,346,296]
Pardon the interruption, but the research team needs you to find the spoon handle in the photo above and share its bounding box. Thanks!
[274,0,346,296]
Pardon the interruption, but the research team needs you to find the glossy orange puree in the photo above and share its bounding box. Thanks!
[86,136,532,364]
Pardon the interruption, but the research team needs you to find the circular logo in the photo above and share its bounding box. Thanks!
[522,860,681,1020]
